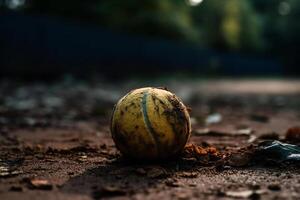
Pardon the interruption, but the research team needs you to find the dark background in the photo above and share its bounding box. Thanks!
[0,0,300,79]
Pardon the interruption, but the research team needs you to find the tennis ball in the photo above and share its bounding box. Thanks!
[110,87,191,160]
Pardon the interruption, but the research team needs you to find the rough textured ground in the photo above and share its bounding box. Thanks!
[0,79,300,200]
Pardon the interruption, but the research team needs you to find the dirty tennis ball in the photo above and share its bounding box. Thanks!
[110,87,191,160]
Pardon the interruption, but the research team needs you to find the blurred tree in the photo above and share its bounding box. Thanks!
[25,0,98,20]
[93,0,199,42]
[25,0,199,42]
[276,0,300,73]
[252,0,285,51]
[192,0,263,51]
[8,0,300,74]
[252,0,300,73]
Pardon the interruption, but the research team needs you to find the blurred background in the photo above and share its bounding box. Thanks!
[1,0,300,126]
[1,0,300,79]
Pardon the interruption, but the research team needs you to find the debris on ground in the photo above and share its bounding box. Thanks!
[235,128,253,135]
[182,144,222,164]
[184,144,219,156]
[205,113,222,125]
[178,171,198,178]
[193,128,211,135]
[285,127,300,144]
[224,140,300,167]
[0,166,23,178]
[225,189,267,198]
[1,80,300,199]
[0,159,23,178]
[255,140,300,163]
[226,151,253,167]
[25,178,53,190]
[224,145,256,167]
[247,135,257,143]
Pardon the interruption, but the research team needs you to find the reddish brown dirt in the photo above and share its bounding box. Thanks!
[0,79,300,199]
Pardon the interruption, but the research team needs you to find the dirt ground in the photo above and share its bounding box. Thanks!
[0,79,300,200]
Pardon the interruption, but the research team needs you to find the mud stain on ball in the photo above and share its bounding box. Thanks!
[110,87,191,160]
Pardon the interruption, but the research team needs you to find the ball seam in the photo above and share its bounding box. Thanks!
[141,90,161,156]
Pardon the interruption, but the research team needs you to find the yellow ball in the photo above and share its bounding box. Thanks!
[110,87,191,160]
